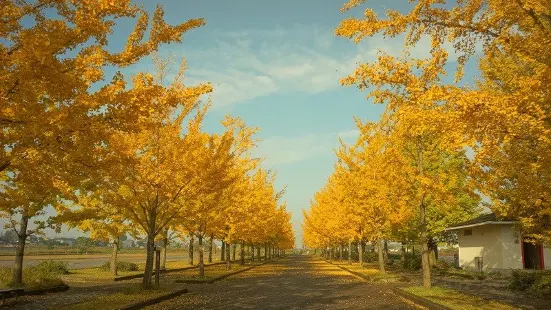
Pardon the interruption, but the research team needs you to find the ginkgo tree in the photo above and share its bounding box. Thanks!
[54,191,132,276]
[1,0,210,287]
[0,172,57,285]
[335,0,551,244]
[176,117,258,277]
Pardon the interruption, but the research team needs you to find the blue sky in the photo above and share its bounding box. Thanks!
[6,0,481,245]
[137,0,393,245]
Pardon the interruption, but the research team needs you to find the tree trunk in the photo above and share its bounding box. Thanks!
[232,243,236,261]
[418,137,432,288]
[348,240,352,264]
[359,240,365,267]
[226,242,231,270]
[142,231,156,289]
[339,244,343,260]
[251,245,255,262]
[221,240,226,261]
[401,242,406,262]
[257,246,261,261]
[161,233,168,270]
[111,237,119,276]
[377,239,386,273]
[240,241,245,265]
[208,234,214,263]
[420,202,431,287]
[383,240,389,263]
[12,214,29,286]
[188,235,194,266]
[428,237,438,266]
[198,235,205,277]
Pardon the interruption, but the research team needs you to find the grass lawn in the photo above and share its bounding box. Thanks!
[63,259,227,282]
[62,267,143,282]
[403,286,520,310]
[53,284,179,310]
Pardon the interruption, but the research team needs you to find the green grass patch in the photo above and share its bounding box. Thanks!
[164,260,194,269]
[100,261,139,272]
[403,286,519,310]
[63,267,142,282]
[0,266,65,290]
[53,284,175,310]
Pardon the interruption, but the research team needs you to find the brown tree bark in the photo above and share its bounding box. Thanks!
[111,237,119,276]
[428,237,438,266]
[418,137,432,288]
[208,234,214,263]
[359,240,365,267]
[12,214,29,286]
[240,241,245,265]
[198,235,205,277]
[188,234,195,266]
[161,233,168,270]
[257,246,261,261]
[232,243,236,260]
[221,240,226,261]
[377,239,386,273]
[348,240,352,264]
[225,241,231,270]
[142,229,156,289]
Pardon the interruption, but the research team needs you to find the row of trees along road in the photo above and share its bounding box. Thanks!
[303,0,551,288]
[0,1,294,289]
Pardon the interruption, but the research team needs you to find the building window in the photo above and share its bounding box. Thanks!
[464,229,473,236]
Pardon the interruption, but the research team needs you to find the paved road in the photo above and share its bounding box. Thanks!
[149,256,415,310]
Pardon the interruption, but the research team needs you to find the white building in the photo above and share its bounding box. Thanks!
[446,213,551,271]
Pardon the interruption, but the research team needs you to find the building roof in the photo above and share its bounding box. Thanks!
[445,213,517,231]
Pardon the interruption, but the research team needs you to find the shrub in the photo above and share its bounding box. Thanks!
[20,267,65,289]
[401,253,422,271]
[365,252,377,263]
[101,261,139,272]
[0,266,65,289]
[529,275,551,297]
[35,261,69,275]
[434,259,451,270]
[509,270,538,291]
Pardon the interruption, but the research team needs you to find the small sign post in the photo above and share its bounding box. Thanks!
[155,248,161,287]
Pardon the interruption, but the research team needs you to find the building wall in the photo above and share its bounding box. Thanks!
[458,224,521,270]
[500,225,523,269]
[544,245,551,270]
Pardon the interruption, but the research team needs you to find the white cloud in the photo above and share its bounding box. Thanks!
[255,129,360,167]
[338,129,360,140]
[170,27,390,108]
[169,25,464,109]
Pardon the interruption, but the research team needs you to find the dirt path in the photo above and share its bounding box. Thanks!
[148,256,414,310]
